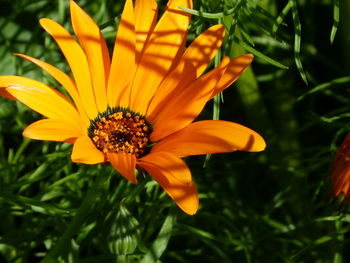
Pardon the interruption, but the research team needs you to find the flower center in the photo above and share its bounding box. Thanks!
[88,107,152,157]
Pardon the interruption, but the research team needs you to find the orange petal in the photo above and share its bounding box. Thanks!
[152,120,266,157]
[71,136,105,164]
[130,0,192,114]
[140,151,191,184]
[181,24,225,78]
[107,153,137,184]
[23,119,83,144]
[15,53,90,129]
[134,0,158,62]
[40,18,98,119]
[138,153,198,215]
[150,57,230,142]
[331,133,350,200]
[210,54,254,99]
[146,61,196,120]
[70,0,109,112]
[147,24,225,118]
[0,76,82,129]
[107,0,135,108]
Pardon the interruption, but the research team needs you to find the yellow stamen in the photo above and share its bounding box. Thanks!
[88,109,152,157]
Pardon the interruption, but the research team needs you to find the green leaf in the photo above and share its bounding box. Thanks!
[107,201,140,255]
[272,1,291,34]
[41,173,109,262]
[0,192,71,215]
[179,4,241,19]
[233,36,289,69]
[330,0,340,44]
[296,76,350,101]
[140,208,177,263]
[291,0,308,85]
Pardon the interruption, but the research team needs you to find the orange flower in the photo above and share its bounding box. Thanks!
[0,0,266,214]
[331,132,350,201]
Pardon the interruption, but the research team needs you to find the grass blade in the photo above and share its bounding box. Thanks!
[179,4,241,19]
[330,0,340,44]
[296,76,350,101]
[140,208,177,263]
[233,35,288,69]
[291,0,308,85]
[272,0,292,34]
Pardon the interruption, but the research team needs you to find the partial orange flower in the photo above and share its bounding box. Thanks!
[0,0,266,214]
[331,132,350,201]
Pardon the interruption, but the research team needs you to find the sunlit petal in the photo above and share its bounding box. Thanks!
[15,53,90,129]
[135,0,158,62]
[71,136,105,164]
[146,61,196,120]
[23,119,83,144]
[147,24,226,118]
[147,26,225,119]
[40,18,97,119]
[0,76,82,130]
[210,54,254,99]
[70,0,109,112]
[107,0,135,108]
[108,153,137,184]
[150,57,230,141]
[152,120,266,157]
[181,24,226,78]
[130,0,192,114]
[138,152,198,215]
[140,151,192,184]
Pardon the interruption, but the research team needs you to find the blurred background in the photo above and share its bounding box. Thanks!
[0,0,350,262]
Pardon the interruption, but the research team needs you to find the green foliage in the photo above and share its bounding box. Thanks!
[108,201,140,256]
[0,0,350,262]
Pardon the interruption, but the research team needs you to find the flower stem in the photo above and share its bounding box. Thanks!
[41,173,108,263]
[117,255,128,263]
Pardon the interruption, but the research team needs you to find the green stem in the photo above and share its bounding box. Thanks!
[204,39,222,167]
[230,44,272,137]
[41,173,108,263]
[117,255,128,263]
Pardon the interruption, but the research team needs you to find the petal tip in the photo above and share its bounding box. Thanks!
[214,24,225,32]
[182,204,199,215]
[177,188,199,215]
[39,17,49,26]
[69,0,80,11]
[39,18,54,31]
[245,131,266,152]
[244,53,254,63]
[22,127,29,138]
[257,132,267,149]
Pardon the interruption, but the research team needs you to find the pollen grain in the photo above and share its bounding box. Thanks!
[88,109,152,157]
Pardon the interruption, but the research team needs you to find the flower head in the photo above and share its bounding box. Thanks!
[331,132,350,201]
[0,0,266,214]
